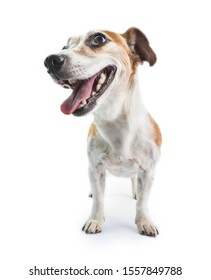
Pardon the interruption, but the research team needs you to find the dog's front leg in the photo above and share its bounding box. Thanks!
[135,169,159,237]
[82,163,105,234]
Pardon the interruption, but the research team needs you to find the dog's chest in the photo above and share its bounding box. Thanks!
[90,118,157,177]
[100,151,146,177]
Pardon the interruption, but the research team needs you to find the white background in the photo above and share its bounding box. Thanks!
[1,0,211,279]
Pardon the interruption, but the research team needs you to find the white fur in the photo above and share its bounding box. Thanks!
[60,30,161,236]
[86,78,160,235]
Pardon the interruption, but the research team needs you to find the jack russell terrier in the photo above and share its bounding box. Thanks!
[44,27,162,237]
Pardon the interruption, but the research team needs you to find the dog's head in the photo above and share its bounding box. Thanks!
[44,27,156,116]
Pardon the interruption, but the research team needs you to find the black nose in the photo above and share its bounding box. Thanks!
[44,55,65,73]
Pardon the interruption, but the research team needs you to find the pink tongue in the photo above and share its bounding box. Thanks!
[60,74,97,115]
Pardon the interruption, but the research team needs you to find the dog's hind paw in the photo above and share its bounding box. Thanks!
[82,219,103,234]
[136,219,159,237]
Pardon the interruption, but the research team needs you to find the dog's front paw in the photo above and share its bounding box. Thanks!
[136,219,159,237]
[82,219,104,234]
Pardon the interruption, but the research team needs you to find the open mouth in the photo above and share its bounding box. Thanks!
[58,65,117,116]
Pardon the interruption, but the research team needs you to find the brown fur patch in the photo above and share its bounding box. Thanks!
[88,122,97,138]
[102,30,140,78]
[122,27,156,66]
[149,114,162,147]
[75,47,93,57]
[102,31,129,50]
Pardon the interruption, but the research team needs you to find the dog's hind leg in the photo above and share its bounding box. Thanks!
[131,174,137,199]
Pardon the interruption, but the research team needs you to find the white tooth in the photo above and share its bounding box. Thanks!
[68,79,76,84]
[99,73,106,84]
[100,73,106,79]
[98,78,104,85]
[96,84,101,91]
[82,99,87,105]
[91,91,96,96]
[78,103,84,108]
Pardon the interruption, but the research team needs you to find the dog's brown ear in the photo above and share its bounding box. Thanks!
[122,27,157,66]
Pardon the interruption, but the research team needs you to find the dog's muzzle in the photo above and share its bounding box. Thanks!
[44,54,65,76]
[44,54,117,116]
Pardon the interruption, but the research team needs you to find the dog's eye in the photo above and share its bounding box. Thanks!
[90,34,107,47]
[62,45,68,50]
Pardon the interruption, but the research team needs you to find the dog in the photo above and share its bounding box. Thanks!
[44,27,162,237]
